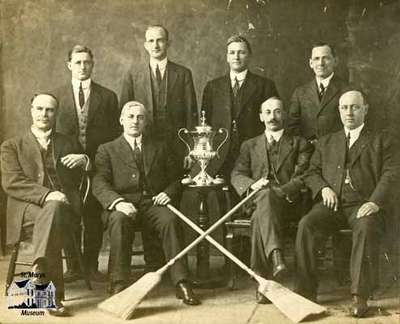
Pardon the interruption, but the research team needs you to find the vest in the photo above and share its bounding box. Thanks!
[150,67,169,135]
[75,90,91,150]
[264,137,280,183]
[340,141,363,205]
[40,141,61,191]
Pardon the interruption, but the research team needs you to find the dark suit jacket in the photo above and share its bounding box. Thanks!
[288,75,347,140]
[1,131,83,244]
[92,135,181,211]
[304,128,400,212]
[119,60,198,133]
[202,71,279,175]
[231,131,313,200]
[53,81,120,160]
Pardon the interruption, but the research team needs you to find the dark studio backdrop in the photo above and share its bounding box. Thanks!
[0,0,400,253]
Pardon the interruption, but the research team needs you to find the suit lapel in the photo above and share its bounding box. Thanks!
[64,85,80,132]
[254,134,269,177]
[319,76,340,114]
[51,132,62,165]
[305,80,321,110]
[238,71,257,115]
[116,136,138,170]
[142,136,156,176]
[87,82,101,126]
[167,61,177,102]
[333,131,347,169]
[276,132,293,172]
[24,131,43,166]
[139,65,153,122]
[349,128,371,167]
[217,75,233,120]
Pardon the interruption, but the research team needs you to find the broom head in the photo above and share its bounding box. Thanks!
[98,271,162,320]
[257,277,327,323]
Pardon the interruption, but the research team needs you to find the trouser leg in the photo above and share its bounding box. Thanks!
[107,211,134,283]
[141,205,188,285]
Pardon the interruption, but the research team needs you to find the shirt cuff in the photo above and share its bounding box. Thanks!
[108,198,125,211]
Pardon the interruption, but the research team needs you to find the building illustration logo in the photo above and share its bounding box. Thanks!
[7,278,56,310]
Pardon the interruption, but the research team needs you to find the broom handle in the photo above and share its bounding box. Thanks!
[157,186,262,275]
[167,204,259,280]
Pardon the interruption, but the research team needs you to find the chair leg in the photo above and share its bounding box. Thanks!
[225,231,236,290]
[71,235,92,290]
[5,243,20,296]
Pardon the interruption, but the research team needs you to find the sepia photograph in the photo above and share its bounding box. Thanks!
[0,0,399,323]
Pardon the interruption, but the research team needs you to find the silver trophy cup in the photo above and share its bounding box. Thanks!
[178,111,228,186]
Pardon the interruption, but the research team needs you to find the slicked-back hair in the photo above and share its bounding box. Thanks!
[30,93,59,108]
[310,42,337,57]
[260,96,283,113]
[145,25,169,40]
[120,101,148,118]
[68,45,94,61]
[339,85,369,105]
[226,35,252,54]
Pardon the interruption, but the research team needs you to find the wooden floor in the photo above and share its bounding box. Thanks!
[0,248,399,324]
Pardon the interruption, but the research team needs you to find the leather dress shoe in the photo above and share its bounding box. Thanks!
[48,299,71,317]
[256,290,272,304]
[351,295,369,318]
[176,281,201,306]
[271,249,288,279]
[63,269,83,283]
[109,281,129,296]
[89,269,108,282]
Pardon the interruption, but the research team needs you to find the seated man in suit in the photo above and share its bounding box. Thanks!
[1,93,89,316]
[295,88,399,317]
[92,101,200,305]
[231,97,313,303]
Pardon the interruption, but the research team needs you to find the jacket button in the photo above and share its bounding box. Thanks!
[337,166,341,169]
[132,174,136,179]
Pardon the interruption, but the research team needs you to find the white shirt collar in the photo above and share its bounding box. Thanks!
[31,126,52,139]
[149,57,168,72]
[316,72,334,89]
[124,133,143,149]
[230,69,248,82]
[264,129,284,143]
[344,123,365,148]
[72,78,91,89]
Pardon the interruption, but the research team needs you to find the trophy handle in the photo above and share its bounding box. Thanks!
[178,128,191,155]
[215,128,229,158]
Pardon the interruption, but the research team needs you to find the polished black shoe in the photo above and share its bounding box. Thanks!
[48,299,71,317]
[63,269,83,283]
[176,281,201,306]
[89,269,108,282]
[271,249,288,279]
[351,295,369,318]
[256,290,272,304]
[109,281,128,296]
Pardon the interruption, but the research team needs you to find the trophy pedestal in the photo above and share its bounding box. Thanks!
[185,183,226,289]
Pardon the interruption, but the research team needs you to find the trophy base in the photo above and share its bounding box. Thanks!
[181,171,225,187]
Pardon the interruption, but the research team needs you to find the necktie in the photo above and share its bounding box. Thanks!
[79,82,85,109]
[318,83,325,100]
[346,132,351,149]
[269,135,277,149]
[155,64,162,86]
[232,77,240,97]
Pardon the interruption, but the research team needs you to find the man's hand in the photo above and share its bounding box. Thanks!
[357,202,380,219]
[61,154,87,169]
[250,178,269,191]
[115,201,138,219]
[45,191,69,204]
[271,185,286,199]
[152,192,171,206]
[183,155,194,170]
[321,187,339,211]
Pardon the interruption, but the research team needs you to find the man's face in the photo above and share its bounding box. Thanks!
[120,105,147,137]
[226,41,250,73]
[67,52,94,81]
[259,99,284,132]
[309,45,337,79]
[144,27,169,60]
[31,95,58,131]
[338,91,368,130]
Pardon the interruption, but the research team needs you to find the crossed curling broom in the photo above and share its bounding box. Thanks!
[98,185,327,322]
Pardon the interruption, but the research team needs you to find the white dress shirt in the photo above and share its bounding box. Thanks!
[31,126,52,150]
[149,57,168,79]
[344,123,365,148]
[264,129,284,143]
[230,69,248,88]
[316,72,334,90]
[72,78,91,108]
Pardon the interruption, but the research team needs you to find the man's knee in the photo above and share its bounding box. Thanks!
[42,200,72,225]
[108,211,132,227]
[353,215,382,236]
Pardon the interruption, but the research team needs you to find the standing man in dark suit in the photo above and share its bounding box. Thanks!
[120,25,198,170]
[295,88,399,317]
[202,35,279,178]
[288,43,347,141]
[1,93,89,316]
[231,97,313,304]
[53,45,120,282]
[92,101,200,305]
